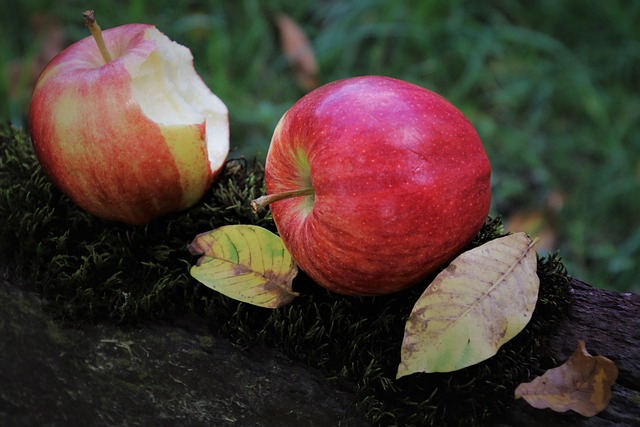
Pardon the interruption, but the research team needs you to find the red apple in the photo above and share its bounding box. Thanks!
[29,12,228,224]
[253,76,491,296]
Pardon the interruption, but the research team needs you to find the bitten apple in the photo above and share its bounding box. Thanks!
[29,12,228,224]
[253,76,491,296]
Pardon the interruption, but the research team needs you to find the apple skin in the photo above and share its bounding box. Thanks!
[264,76,491,296]
[29,23,228,225]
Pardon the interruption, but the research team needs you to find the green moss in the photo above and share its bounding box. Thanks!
[0,123,572,426]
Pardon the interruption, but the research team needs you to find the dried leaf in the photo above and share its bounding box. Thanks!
[506,210,556,253]
[274,13,318,91]
[397,232,539,377]
[515,341,619,417]
[6,15,65,115]
[506,191,564,253]
[189,225,299,308]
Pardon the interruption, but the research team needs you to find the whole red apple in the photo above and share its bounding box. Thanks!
[29,13,228,224]
[253,76,491,296]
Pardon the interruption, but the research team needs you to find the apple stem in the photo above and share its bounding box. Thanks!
[251,188,314,213]
[82,10,112,64]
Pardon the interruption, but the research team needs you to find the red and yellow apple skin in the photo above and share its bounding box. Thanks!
[264,76,491,296]
[29,24,228,225]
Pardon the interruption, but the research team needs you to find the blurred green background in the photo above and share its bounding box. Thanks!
[2,0,639,292]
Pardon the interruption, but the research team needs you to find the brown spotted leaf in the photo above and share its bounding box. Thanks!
[397,232,539,377]
[189,225,299,308]
[515,340,619,417]
[274,12,318,91]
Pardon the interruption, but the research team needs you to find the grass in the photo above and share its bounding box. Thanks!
[2,0,638,292]
[0,124,572,425]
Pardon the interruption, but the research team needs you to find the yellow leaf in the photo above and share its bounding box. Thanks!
[189,225,299,309]
[515,340,619,417]
[397,232,539,377]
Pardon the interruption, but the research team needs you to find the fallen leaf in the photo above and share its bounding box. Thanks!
[506,210,556,253]
[515,340,619,417]
[6,14,66,118]
[189,225,299,308]
[546,190,565,213]
[505,191,563,254]
[274,13,318,91]
[397,232,539,377]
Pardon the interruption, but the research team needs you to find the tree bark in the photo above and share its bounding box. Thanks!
[0,273,366,427]
[495,278,640,426]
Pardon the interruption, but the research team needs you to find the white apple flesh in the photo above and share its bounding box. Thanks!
[257,76,492,296]
[29,20,228,224]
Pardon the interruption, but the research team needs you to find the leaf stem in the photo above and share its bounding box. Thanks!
[251,188,314,213]
[82,10,112,64]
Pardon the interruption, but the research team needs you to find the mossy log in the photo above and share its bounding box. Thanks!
[0,271,368,426]
[1,124,638,425]
[1,269,637,426]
